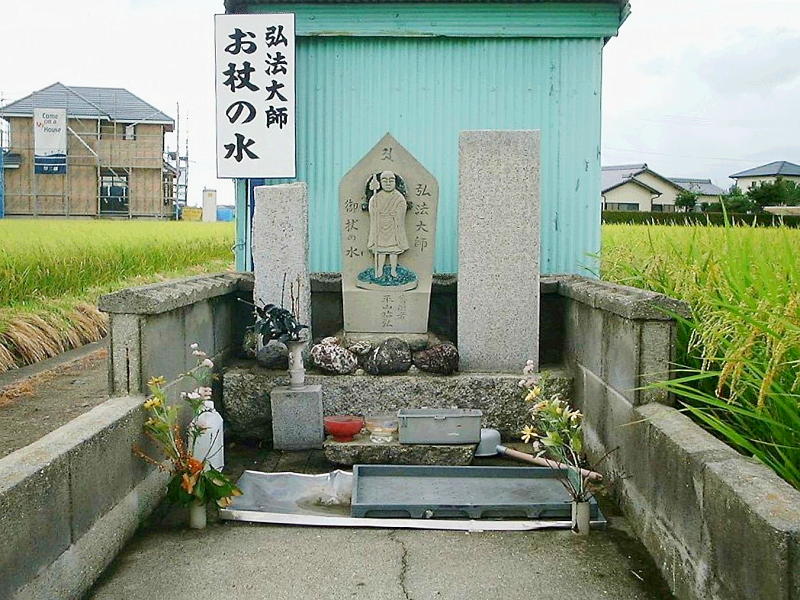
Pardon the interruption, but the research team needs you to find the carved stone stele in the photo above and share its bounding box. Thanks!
[339,134,438,333]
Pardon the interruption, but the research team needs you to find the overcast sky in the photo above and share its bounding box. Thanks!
[2,0,798,207]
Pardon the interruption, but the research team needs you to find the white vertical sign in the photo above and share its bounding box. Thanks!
[33,108,67,174]
[215,13,296,179]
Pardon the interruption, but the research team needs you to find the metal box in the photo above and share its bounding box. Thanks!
[398,408,482,444]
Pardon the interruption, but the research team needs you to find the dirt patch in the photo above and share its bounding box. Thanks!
[0,349,109,458]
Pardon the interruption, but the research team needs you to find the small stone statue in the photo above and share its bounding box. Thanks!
[366,170,409,278]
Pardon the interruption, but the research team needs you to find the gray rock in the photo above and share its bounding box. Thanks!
[338,330,440,352]
[363,337,412,375]
[347,340,373,356]
[324,436,475,466]
[221,370,274,441]
[310,341,358,375]
[413,343,459,375]
[256,341,289,369]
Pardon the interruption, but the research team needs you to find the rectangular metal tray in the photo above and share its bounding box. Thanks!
[351,465,603,520]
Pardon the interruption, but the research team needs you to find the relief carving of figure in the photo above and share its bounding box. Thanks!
[366,171,409,278]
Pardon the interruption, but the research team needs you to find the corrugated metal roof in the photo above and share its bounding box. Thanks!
[730,161,800,178]
[0,82,174,127]
[669,177,725,196]
[226,0,629,11]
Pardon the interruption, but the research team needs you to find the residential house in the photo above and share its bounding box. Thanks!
[0,82,176,218]
[730,161,800,192]
[602,164,725,211]
[667,177,726,206]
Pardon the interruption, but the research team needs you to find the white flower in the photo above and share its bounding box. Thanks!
[518,379,526,388]
[186,391,202,400]
[192,350,207,357]
[201,358,214,368]
[190,343,199,350]
[198,386,213,399]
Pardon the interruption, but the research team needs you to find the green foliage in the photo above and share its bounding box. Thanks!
[602,210,800,227]
[0,220,234,307]
[746,177,800,209]
[602,223,800,490]
[674,189,699,212]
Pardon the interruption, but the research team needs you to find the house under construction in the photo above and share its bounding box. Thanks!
[0,82,180,218]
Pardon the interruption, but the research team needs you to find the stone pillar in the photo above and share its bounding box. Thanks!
[270,384,324,450]
[457,131,540,372]
[252,183,311,329]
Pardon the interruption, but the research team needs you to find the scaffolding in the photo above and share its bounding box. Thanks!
[0,85,183,219]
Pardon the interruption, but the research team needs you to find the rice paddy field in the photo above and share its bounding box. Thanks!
[602,223,800,489]
[0,219,234,373]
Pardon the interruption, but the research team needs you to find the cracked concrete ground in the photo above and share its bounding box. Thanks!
[88,448,674,600]
[88,518,672,600]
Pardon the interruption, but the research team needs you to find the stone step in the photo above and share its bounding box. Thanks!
[222,360,572,442]
[323,434,475,466]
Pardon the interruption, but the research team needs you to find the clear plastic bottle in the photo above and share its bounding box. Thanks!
[192,400,224,471]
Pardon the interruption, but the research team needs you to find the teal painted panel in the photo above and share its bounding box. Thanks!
[246,3,623,38]
[250,36,603,276]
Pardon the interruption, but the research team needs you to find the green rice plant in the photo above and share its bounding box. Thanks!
[0,220,234,372]
[602,222,800,489]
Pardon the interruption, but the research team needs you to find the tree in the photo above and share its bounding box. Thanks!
[746,177,800,210]
[674,189,699,212]
[703,185,755,213]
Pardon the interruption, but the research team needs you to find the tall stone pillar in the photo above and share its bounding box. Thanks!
[252,183,311,329]
[458,131,540,372]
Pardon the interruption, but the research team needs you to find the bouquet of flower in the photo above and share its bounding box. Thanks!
[519,364,609,503]
[134,345,241,508]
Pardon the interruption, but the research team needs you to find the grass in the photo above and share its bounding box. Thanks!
[0,220,235,372]
[601,223,800,489]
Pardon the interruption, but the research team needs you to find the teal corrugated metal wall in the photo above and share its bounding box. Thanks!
[262,35,602,275]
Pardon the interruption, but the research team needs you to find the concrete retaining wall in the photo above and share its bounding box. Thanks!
[0,395,167,600]
[0,273,257,599]
[562,277,800,600]
[99,272,254,396]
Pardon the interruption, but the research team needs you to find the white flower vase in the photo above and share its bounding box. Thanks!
[287,340,307,389]
[189,501,207,530]
[571,500,591,536]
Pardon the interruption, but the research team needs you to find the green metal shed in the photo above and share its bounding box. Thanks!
[225,0,629,275]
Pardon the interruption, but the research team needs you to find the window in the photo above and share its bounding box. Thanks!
[653,204,675,213]
[605,202,639,212]
[99,170,129,215]
[124,124,136,140]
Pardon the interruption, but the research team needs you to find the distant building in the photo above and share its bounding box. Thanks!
[730,161,800,192]
[601,164,725,211]
[667,177,726,205]
[0,82,176,218]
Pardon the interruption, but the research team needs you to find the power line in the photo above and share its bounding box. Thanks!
[603,146,755,164]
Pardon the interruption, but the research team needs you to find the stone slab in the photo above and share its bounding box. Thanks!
[324,435,475,466]
[340,133,439,334]
[458,130,540,372]
[252,183,311,330]
[223,362,572,441]
[270,384,324,450]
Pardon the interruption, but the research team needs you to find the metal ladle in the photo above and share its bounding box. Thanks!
[475,428,603,482]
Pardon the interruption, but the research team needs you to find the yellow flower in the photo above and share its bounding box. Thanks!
[148,376,166,387]
[143,397,163,410]
[524,386,542,402]
[521,425,537,443]
[216,496,233,508]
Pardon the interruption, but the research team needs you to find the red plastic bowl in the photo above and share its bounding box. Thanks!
[324,416,364,442]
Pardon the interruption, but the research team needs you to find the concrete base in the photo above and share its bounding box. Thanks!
[270,385,324,450]
[324,435,475,465]
[223,361,572,441]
